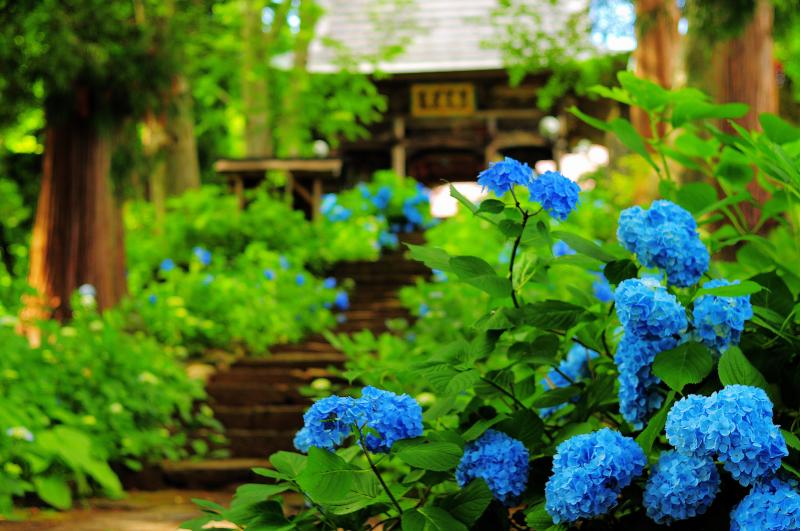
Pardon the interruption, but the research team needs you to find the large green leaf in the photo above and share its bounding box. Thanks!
[671,100,749,127]
[395,440,463,471]
[551,230,616,263]
[695,280,762,298]
[718,347,769,390]
[676,182,718,215]
[402,507,468,531]
[759,113,800,144]
[618,71,671,111]
[296,448,364,503]
[652,342,713,393]
[33,475,72,510]
[269,451,307,479]
[450,256,510,298]
[449,184,478,214]
[609,117,659,172]
[406,244,452,271]
[603,259,638,285]
[532,385,582,408]
[715,146,753,188]
[437,479,493,526]
[525,501,556,530]
[476,199,506,214]
[522,301,587,330]
[636,391,676,454]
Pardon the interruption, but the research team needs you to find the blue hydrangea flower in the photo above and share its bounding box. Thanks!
[298,395,359,451]
[614,278,688,339]
[528,171,580,221]
[193,246,212,266]
[279,256,290,270]
[378,231,399,248]
[418,303,429,317]
[357,386,423,453]
[552,240,576,257]
[615,333,677,428]
[692,279,754,353]
[371,186,392,209]
[295,274,305,286]
[147,294,157,305]
[323,277,337,289]
[456,430,529,505]
[202,274,214,285]
[643,451,720,525]
[432,269,448,282]
[546,428,646,523]
[731,478,800,530]
[477,157,532,197]
[540,344,598,417]
[263,269,275,281]
[592,273,613,303]
[334,291,349,311]
[617,201,708,287]
[666,385,788,486]
[159,258,176,272]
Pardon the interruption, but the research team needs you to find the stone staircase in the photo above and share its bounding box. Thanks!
[132,233,429,489]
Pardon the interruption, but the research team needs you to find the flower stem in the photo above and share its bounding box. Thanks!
[357,427,404,516]
[480,376,526,409]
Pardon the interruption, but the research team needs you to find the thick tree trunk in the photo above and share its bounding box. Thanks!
[632,0,679,137]
[712,0,777,227]
[26,113,126,321]
[165,76,201,196]
[242,0,273,157]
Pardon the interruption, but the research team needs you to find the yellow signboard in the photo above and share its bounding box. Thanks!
[411,83,475,117]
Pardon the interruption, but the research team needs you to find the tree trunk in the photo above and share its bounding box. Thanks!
[242,0,272,157]
[712,0,777,227]
[26,110,126,322]
[280,0,321,157]
[165,76,201,196]
[632,0,680,137]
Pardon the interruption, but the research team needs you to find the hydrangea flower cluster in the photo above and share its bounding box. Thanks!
[321,193,352,222]
[615,333,677,428]
[540,344,598,418]
[401,183,431,229]
[731,478,800,530]
[477,157,532,196]
[293,387,423,454]
[592,273,613,302]
[193,246,212,266]
[665,385,788,486]
[456,430,529,505]
[617,200,709,287]
[692,279,754,353]
[528,171,580,221]
[643,451,720,525]
[614,278,687,339]
[545,428,646,523]
[552,240,575,257]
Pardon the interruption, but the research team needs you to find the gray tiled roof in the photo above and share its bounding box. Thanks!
[309,0,589,74]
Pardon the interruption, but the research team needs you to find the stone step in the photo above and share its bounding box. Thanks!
[214,404,306,431]
[226,429,297,458]
[236,351,346,367]
[207,382,310,407]
[343,309,408,320]
[211,366,339,385]
[346,299,405,311]
[119,458,271,490]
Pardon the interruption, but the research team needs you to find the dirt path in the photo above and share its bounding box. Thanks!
[0,490,233,531]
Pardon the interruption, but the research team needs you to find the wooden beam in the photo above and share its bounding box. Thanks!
[391,116,406,177]
[214,158,342,175]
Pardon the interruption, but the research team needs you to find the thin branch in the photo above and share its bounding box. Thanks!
[480,376,525,409]
[357,426,404,516]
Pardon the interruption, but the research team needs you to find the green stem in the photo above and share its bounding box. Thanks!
[480,376,525,409]
[357,427,404,516]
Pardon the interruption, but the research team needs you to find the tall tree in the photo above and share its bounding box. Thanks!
[0,0,180,320]
[632,0,680,137]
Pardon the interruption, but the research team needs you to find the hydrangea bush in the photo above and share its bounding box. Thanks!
[186,75,800,530]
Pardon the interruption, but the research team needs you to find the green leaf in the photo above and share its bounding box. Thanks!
[652,342,713,393]
[759,113,800,144]
[295,448,361,503]
[525,501,555,529]
[676,182,718,215]
[718,347,769,391]
[636,391,676,454]
[406,244,452,271]
[672,100,749,127]
[521,220,551,247]
[551,230,615,263]
[782,430,800,451]
[532,385,582,408]
[231,483,290,507]
[402,507,468,531]
[269,451,307,479]
[609,117,659,172]
[496,409,546,449]
[450,184,478,214]
[603,259,638,285]
[395,440,463,471]
[715,146,753,188]
[477,199,505,214]
[450,256,510,298]
[192,498,227,514]
[618,71,671,111]
[522,300,587,330]
[34,475,72,510]
[461,417,505,441]
[437,479,493,526]
[509,334,560,365]
[568,106,611,132]
[695,280,763,298]
[674,132,720,159]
